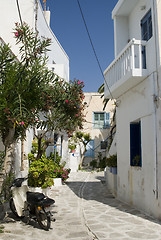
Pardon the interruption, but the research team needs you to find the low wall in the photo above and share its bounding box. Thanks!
[104,167,117,197]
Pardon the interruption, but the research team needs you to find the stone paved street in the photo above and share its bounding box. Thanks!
[1,171,161,239]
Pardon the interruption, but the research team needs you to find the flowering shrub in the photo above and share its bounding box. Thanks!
[28,154,54,189]
[39,78,85,136]
[28,152,71,188]
[52,166,71,182]
[0,23,52,145]
[0,23,85,150]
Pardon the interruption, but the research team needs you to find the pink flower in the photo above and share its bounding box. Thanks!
[77,81,80,85]
[19,121,25,125]
[65,100,69,103]
[15,32,19,37]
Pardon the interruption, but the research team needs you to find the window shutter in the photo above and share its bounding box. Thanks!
[104,112,110,128]
[85,140,95,157]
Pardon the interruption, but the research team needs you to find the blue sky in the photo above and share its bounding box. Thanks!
[40,0,118,92]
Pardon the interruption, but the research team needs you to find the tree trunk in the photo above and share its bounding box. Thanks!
[4,128,15,148]
[79,149,86,168]
[36,135,43,160]
[3,128,16,174]
[0,143,15,193]
[0,128,16,193]
[36,135,54,160]
[21,140,24,171]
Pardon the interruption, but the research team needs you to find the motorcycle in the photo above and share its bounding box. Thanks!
[9,177,55,231]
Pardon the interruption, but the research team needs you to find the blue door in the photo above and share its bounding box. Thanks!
[85,140,95,158]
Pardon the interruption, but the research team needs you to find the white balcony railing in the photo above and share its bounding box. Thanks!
[104,39,148,99]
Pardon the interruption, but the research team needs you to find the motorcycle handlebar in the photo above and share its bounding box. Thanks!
[10,177,28,188]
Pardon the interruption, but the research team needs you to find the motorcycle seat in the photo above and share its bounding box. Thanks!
[39,197,55,206]
[27,191,45,203]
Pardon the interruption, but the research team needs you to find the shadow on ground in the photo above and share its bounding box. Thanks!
[65,175,161,226]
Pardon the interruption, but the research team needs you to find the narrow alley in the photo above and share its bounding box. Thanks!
[1,171,161,240]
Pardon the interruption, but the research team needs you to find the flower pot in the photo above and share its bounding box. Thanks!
[50,178,62,189]
[28,187,42,193]
[28,187,51,196]
[112,167,117,175]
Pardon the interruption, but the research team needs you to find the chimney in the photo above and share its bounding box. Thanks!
[44,7,51,26]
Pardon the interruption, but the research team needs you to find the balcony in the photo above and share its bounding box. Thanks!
[104,39,148,99]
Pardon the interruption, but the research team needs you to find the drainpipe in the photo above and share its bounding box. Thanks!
[153,72,159,199]
[34,0,38,36]
[152,0,159,199]
[44,7,51,27]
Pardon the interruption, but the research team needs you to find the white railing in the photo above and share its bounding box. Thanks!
[104,39,147,89]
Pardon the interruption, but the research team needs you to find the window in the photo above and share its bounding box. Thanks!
[141,10,152,69]
[100,141,108,150]
[130,121,142,167]
[93,112,110,129]
[85,140,95,158]
[141,9,152,41]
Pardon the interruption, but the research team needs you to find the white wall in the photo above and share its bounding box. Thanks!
[37,1,69,81]
[113,0,156,74]
[128,0,156,73]
[0,0,69,82]
[105,0,161,220]
[156,0,161,66]
[114,16,129,57]
[116,73,161,217]
[0,0,34,57]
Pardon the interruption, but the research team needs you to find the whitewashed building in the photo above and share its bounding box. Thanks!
[104,0,161,219]
[0,0,69,175]
[69,93,115,172]
[83,93,114,166]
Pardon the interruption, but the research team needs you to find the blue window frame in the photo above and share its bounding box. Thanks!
[130,121,142,167]
[93,112,110,129]
[141,10,152,69]
[141,9,152,41]
[85,140,95,158]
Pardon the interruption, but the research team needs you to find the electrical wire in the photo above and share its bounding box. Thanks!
[77,0,114,101]
[16,0,23,25]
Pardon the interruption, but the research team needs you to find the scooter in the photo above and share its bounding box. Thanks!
[9,177,55,231]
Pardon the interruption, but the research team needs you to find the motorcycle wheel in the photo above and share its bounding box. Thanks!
[36,208,51,231]
[9,198,24,218]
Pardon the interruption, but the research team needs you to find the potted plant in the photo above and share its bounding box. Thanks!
[68,143,77,153]
[132,155,141,166]
[106,154,117,174]
[28,151,71,191]
[28,154,54,195]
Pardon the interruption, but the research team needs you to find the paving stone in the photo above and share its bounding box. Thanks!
[1,171,161,239]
